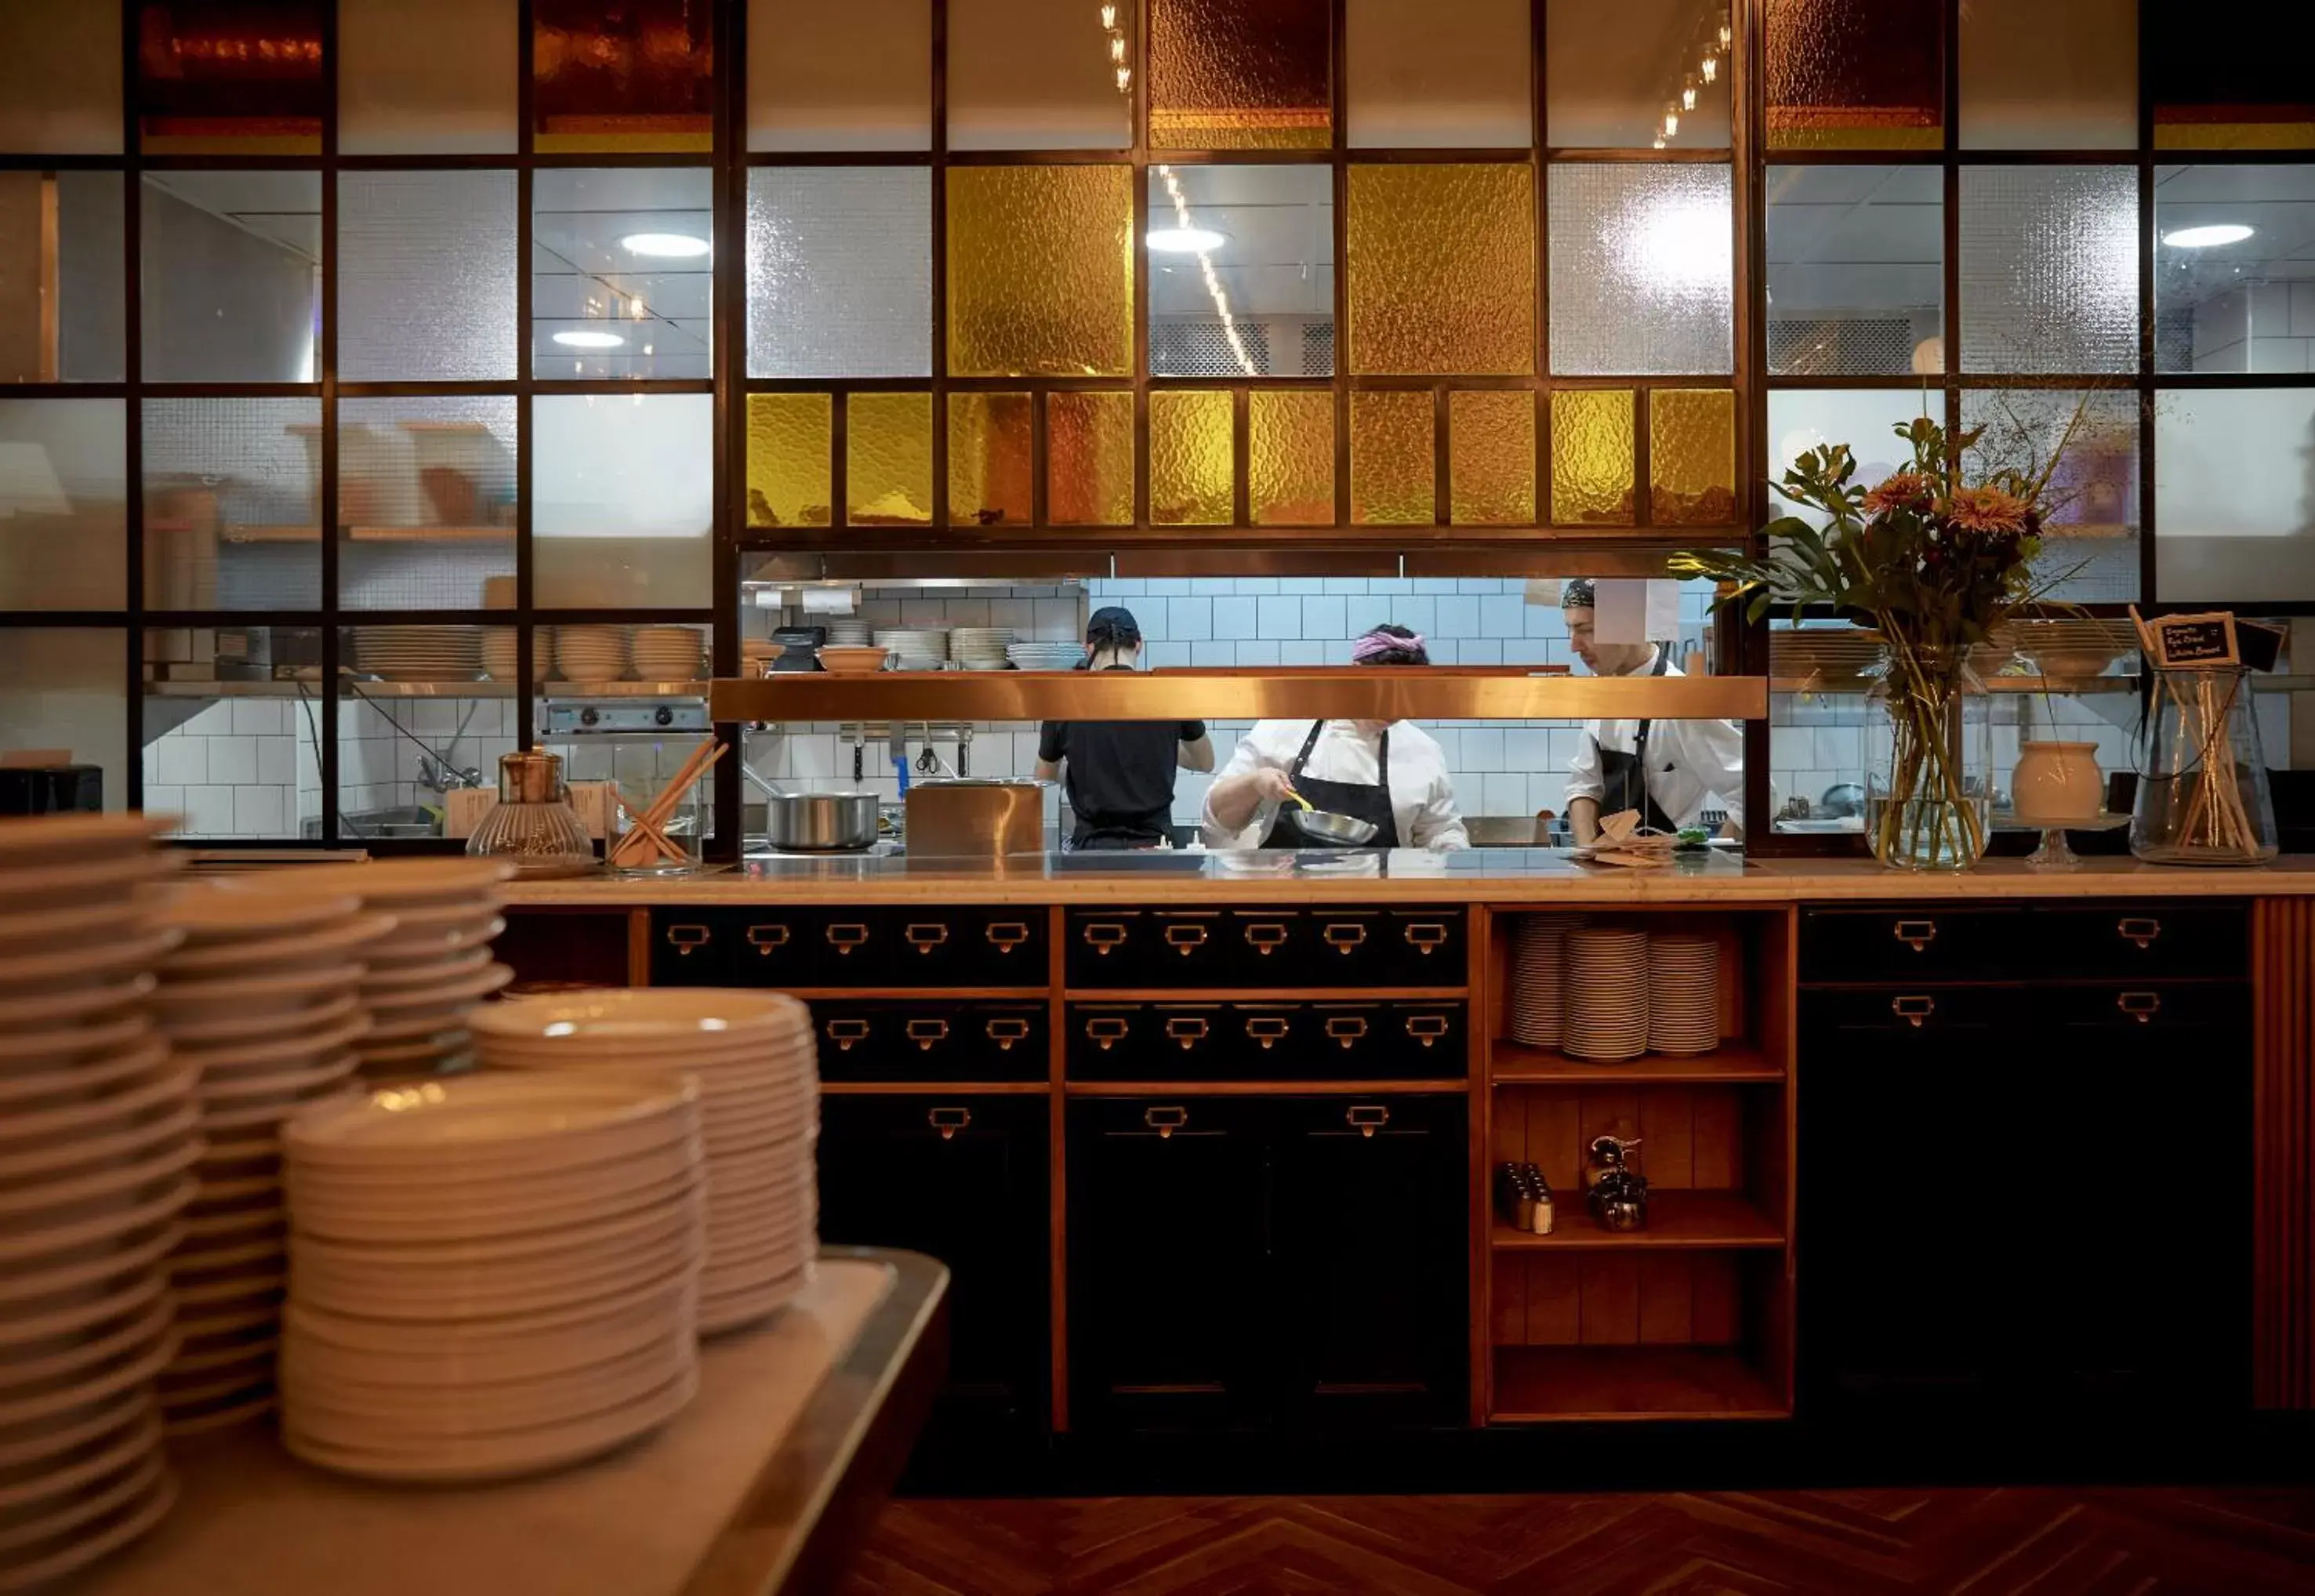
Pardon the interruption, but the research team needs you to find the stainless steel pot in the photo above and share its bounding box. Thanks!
[1290,807,1379,846]
[763,791,880,851]
[905,778,1046,857]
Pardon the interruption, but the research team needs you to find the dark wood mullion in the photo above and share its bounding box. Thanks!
[1329,0,1351,527]
[316,0,342,843]
[119,0,143,811]
[513,0,537,752]
[829,393,851,531]
[1132,0,1155,531]
[927,0,949,536]
[1532,0,1551,528]
[2135,0,2158,606]
[1735,0,1779,847]
[1431,386,1450,528]
[709,0,746,861]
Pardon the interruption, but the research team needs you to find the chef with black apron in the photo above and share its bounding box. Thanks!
[1034,607,1214,850]
[1560,579,1746,843]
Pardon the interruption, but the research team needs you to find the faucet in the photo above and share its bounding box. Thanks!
[418,753,483,794]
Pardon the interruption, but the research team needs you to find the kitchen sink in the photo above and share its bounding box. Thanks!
[308,804,444,840]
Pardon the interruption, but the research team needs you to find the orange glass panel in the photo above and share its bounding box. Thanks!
[746,394,832,529]
[1550,390,1634,524]
[1449,391,1535,525]
[1767,0,1942,151]
[1351,391,1433,525]
[2154,5,2315,149]
[1149,390,1233,526]
[1649,388,1736,525]
[948,391,1034,527]
[1347,165,1534,375]
[533,0,713,152]
[947,166,1133,378]
[136,0,325,154]
[1047,390,1134,526]
[847,392,932,525]
[1149,0,1332,151]
[1250,390,1334,526]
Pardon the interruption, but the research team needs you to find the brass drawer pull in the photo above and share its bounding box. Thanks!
[1323,923,1367,953]
[2117,992,2161,1023]
[905,1018,949,1050]
[743,924,789,955]
[825,1018,870,1051]
[1164,1016,1209,1050]
[1243,922,1289,956]
[1163,923,1209,954]
[1890,995,1935,1028]
[1403,922,1449,954]
[825,923,870,956]
[928,1106,971,1141]
[1083,922,1128,955]
[1086,1016,1130,1051]
[986,921,1031,952]
[665,923,709,955]
[1143,1105,1187,1139]
[905,923,949,952]
[985,1017,1031,1050]
[2118,916,2162,949]
[1892,920,1937,952]
[1406,1014,1450,1047]
[1325,1015,1368,1047]
[1246,1016,1290,1049]
[1346,1105,1391,1137]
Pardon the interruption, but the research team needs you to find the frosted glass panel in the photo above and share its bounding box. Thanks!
[1959,0,2135,150]
[339,397,517,611]
[532,394,712,609]
[949,0,1130,150]
[1,631,123,811]
[1961,388,2140,604]
[1958,166,2139,374]
[1350,0,1529,149]
[339,171,517,382]
[2154,390,2315,602]
[0,0,122,152]
[142,397,320,611]
[2154,165,2315,375]
[1548,0,1733,149]
[747,0,931,151]
[339,0,519,154]
[0,173,124,383]
[1148,165,1333,377]
[747,169,931,378]
[0,401,125,609]
[1764,389,1937,528]
[1549,164,1733,376]
[141,172,320,383]
[1766,165,1942,377]
[533,169,713,380]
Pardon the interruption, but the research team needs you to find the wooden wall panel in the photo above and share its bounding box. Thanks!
[1502,1254,1741,1348]
[1493,1085,1753,1194]
[2254,898,2315,1409]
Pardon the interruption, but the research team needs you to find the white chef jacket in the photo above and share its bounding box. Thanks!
[1202,719,1471,851]
[1565,652,1746,831]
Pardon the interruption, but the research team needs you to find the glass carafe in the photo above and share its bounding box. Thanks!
[2130,666,2278,866]
[466,750,597,878]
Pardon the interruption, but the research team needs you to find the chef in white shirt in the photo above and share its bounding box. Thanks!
[1202,624,1470,851]
[1561,579,1745,843]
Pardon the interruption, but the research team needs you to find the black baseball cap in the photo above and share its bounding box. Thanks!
[1085,605,1141,644]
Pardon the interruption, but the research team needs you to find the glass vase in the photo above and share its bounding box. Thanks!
[1865,644,1992,872]
[2130,666,2278,866]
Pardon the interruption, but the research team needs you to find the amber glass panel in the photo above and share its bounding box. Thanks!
[339,0,518,154]
[847,393,932,525]
[1351,391,1433,525]
[949,0,1130,150]
[1346,165,1534,375]
[948,167,1133,378]
[136,1,325,153]
[534,0,713,152]
[746,394,832,530]
[1150,0,1331,151]
[1551,390,1635,524]
[1548,0,1733,149]
[0,0,123,153]
[1350,0,1529,149]
[1649,389,1736,526]
[2153,5,2315,149]
[1250,390,1334,526]
[1448,392,1535,526]
[1766,0,1942,151]
[1149,390,1232,526]
[949,393,1034,527]
[1959,0,2135,151]
[1047,391,1134,526]
[747,0,931,152]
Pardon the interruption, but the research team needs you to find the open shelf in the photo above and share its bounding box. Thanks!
[1491,1191,1783,1251]
[1491,1041,1783,1084]
[1491,1346,1787,1421]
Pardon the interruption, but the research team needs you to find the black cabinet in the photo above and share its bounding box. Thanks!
[1065,1000,1465,1082]
[651,907,1047,988]
[811,998,1046,1083]
[1064,908,1465,988]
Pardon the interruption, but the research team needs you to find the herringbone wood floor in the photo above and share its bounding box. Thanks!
[844,1488,2315,1594]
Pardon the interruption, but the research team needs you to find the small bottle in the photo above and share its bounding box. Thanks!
[1530,1178,1555,1235]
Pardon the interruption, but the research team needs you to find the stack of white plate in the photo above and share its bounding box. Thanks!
[480,628,551,683]
[554,624,630,684]
[873,628,949,671]
[1508,913,1585,1049]
[1647,934,1721,1055]
[0,814,190,1587]
[950,627,1015,671]
[630,625,706,681]
[1006,640,1086,670]
[470,989,818,1337]
[1562,928,1652,1062]
[823,619,871,647]
[356,626,481,683]
[279,1074,706,1483]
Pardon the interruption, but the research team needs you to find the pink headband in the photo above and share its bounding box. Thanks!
[1351,630,1424,662]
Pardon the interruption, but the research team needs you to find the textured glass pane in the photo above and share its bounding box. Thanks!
[1766,165,1942,377]
[338,628,518,840]
[1550,390,1634,524]
[534,168,713,380]
[747,169,930,378]
[1958,166,2138,375]
[339,171,517,382]
[949,0,1130,151]
[1352,0,1529,149]
[1149,390,1233,526]
[339,0,518,154]
[1047,390,1134,526]
[1250,390,1333,525]
[138,0,325,154]
[1961,389,2140,604]
[0,401,125,608]
[1767,0,1942,151]
[1548,164,1733,376]
[1765,389,1936,526]
[2,631,124,812]
[1548,0,1733,149]
[143,397,319,611]
[1649,389,1736,526]
[0,173,124,383]
[949,392,1035,527]
[1350,391,1432,525]
[1150,0,1330,151]
[748,0,931,152]
[746,394,833,530]
[1448,392,1534,526]
[2153,4,2315,150]
[2155,389,2315,601]
[0,0,122,152]
[948,166,1132,378]
[1148,165,1333,377]
[1960,0,2135,150]
[533,0,712,152]
[339,397,517,611]
[847,393,932,525]
[141,172,318,382]
[1347,165,1534,376]
[532,394,712,608]
[2155,165,2315,375]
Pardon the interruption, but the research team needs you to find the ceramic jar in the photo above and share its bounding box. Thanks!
[2012,740,2104,825]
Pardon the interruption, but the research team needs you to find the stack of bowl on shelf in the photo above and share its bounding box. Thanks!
[1006,639,1087,670]
[873,628,949,672]
[951,627,1015,670]
[279,1074,706,1483]
[1646,934,1722,1055]
[1562,928,1653,1062]
[1510,916,1725,1064]
[0,815,190,1586]
[470,989,819,1335]
[1507,914,1584,1049]
[553,624,629,684]
[355,626,481,683]
[479,629,550,684]
[630,626,706,683]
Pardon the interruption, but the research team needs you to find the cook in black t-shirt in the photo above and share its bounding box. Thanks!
[1032,607,1215,851]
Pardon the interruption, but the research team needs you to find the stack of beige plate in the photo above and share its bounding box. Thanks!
[356,626,481,683]
[280,1074,706,1482]
[873,628,949,671]
[823,619,871,647]
[1646,933,1722,1055]
[470,989,818,1336]
[1508,913,1585,1050]
[554,624,629,684]
[1769,627,1881,685]
[480,627,551,683]
[0,814,190,1587]
[1562,928,1652,1062]
[2001,617,2134,680]
[630,625,706,681]
[950,627,1014,671]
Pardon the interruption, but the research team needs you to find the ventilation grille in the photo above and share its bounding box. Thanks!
[1301,321,1335,375]
[1768,315,1920,377]
[1152,319,1273,376]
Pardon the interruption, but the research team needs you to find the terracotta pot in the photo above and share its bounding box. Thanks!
[2012,740,2103,825]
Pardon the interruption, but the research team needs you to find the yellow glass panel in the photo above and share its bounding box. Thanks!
[1550,390,1634,524]
[744,394,831,529]
[1351,391,1433,525]
[1649,388,1737,526]
[1449,391,1535,525]
[1250,390,1334,526]
[1149,390,1233,526]
[947,166,1133,377]
[847,392,932,524]
[947,392,1033,527]
[1047,390,1134,526]
[1346,165,1534,375]
[1149,0,1332,151]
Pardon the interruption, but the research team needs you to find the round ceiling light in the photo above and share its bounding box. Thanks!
[1146,226,1227,253]
[619,232,712,258]
[2161,223,2256,248]
[552,329,627,349]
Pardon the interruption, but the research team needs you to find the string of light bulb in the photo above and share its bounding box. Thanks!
[1652,11,1734,149]
[1099,4,1130,95]
[1154,164,1259,376]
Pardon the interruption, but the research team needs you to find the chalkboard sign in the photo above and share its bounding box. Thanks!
[2150,611,2239,668]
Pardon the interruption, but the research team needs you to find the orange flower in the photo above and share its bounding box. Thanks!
[1862,471,1935,515]
[1945,485,2031,534]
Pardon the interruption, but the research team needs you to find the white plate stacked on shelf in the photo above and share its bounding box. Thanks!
[873,628,949,672]
[1646,933,1722,1055]
[1508,913,1585,1050]
[822,619,871,647]
[1562,927,1652,1062]
[355,626,482,683]
[554,624,630,683]
[279,1074,706,1483]
[470,988,818,1337]
[950,627,1015,670]
[479,627,550,683]
[1006,640,1086,670]
[630,625,706,682]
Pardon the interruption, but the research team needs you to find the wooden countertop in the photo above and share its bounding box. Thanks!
[78,1249,949,1596]
[503,850,2315,906]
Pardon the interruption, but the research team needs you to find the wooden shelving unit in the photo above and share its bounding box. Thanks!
[1490,1191,1783,1251]
[1491,1042,1784,1085]
[1491,1346,1786,1422]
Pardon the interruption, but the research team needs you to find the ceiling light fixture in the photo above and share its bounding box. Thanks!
[2161,223,2256,248]
[1146,225,1227,253]
[619,232,711,259]
[552,330,626,349]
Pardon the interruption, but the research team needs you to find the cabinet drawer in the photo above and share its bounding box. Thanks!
[1066,909,1238,986]
[1068,1000,1464,1081]
[1069,1002,1225,1080]
[812,999,1047,1083]
[874,909,1046,985]
[1799,907,2024,984]
[2031,905,2248,980]
[1066,906,1466,988]
[2044,981,2250,1036]
[1800,983,2025,1039]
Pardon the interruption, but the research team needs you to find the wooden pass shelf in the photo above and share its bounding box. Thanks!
[1491,1346,1786,1422]
[1491,1190,1783,1251]
[1490,1040,1784,1084]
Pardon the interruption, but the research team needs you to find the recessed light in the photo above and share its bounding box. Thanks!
[552,330,626,349]
[1146,226,1226,254]
[2162,223,2255,248]
[620,232,712,259]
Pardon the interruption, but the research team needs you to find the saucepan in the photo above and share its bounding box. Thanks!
[764,791,880,851]
[1287,794,1379,847]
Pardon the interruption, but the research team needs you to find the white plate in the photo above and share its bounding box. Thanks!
[0,1384,146,1473]
[0,1221,180,1318]
[198,1051,360,1105]
[284,1332,690,1436]
[0,1464,178,1591]
[468,986,807,1044]
[284,1292,685,1391]
[0,894,168,955]
[0,1056,187,1156]
[256,858,512,907]
[154,988,361,1049]
[0,1094,197,1186]
[159,1387,275,1438]
[0,973,153,1033]
[0,1032,168,1111]
[365,915,505,964]
[285,1264,693,1358]
[0,1009,154,1072]
[161,885,362,942]
[288,1220,699,1312]
[0,851,180,914]
[0,813,175,861]
[177,1014,372,1079]
[286,1159,700,1248]
[147,962,363,1016]
[0,1291,177,1396]
[0,928,181,993]
[0,1268,165,1355]
[158,912,397,976]
[286,1074,696,1166]
[359,945,491,991]
[289,1250,695,1325]
[290,1188,700,1276]
[362,960,513,1012]
[0,1404,160,1514]
[201,1084,361,1134]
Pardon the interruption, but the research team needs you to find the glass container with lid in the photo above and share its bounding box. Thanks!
[466,750,597,878]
